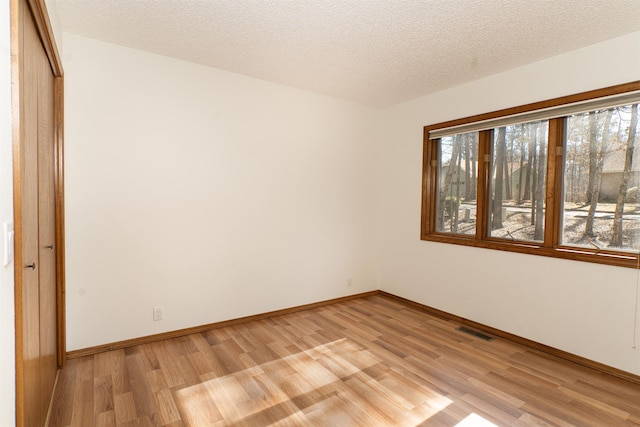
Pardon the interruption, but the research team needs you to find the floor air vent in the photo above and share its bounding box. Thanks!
[457,326,493,341]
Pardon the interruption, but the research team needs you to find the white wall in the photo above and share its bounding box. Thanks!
[64,28,640,376]
[0,2,15,425]
[63,33,381,351]
[379,31,640,375]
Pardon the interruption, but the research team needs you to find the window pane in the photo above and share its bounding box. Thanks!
[489,121,549,241]
[561,104,640,251]
[435,132,478,235]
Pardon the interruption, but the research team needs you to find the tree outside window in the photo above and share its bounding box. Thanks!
[562,104,640,252]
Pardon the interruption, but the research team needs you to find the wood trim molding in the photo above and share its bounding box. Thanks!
[378,291,640,386]
[423,81,640,135]
[66,291,380,359]
[66,289,640,386]
[10,2,27,424]
[25,0,62,77]
[54,75,66,367]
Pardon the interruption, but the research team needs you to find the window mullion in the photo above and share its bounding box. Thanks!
[476,130,492,240]
[421,134,434,238]
[543,118,565,248]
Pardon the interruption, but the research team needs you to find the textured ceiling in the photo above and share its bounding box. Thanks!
[52,0,640,107]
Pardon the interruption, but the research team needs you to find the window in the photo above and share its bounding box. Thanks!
[421,81,640,268]
[561,105,640,252]
[435,132,478,235]
[489,121,548,242]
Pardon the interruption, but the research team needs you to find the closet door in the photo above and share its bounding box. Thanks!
[20,3,45,426]
[15,2,59,426]
[37,20,58,416]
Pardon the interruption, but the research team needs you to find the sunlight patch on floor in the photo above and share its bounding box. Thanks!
[455,412,499,427]
[173,338,453,426]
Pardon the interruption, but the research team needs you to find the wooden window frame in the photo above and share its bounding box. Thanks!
[421,81,640,268]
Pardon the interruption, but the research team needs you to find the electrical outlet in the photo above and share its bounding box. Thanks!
[153,306,163,321]
[346,277,352,287]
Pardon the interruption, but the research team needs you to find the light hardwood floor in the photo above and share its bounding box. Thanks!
[48,295,640,426]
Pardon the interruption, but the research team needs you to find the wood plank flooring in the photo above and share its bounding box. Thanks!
[48,295,640,426]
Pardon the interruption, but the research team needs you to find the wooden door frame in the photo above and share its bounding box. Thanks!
[11,0,65,424]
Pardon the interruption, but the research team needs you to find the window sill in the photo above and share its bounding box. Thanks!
[421,233,638,269]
